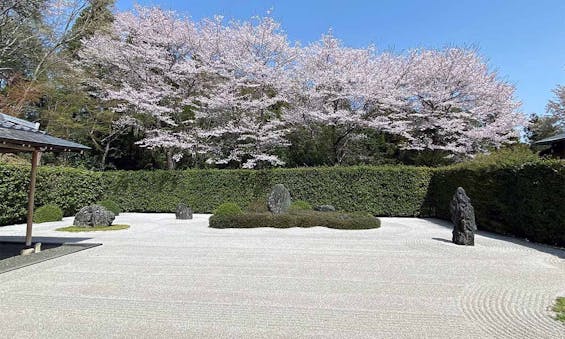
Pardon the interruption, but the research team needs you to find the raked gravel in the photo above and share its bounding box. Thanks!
[0,213,563,338]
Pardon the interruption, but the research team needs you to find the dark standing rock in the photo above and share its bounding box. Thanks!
[268,184,292,214]
[73,205,115,227]
[314,205,336,212]
[176,203,193,220]
[450,187,477,245]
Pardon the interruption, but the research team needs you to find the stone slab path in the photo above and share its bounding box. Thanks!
[0,214,563,338]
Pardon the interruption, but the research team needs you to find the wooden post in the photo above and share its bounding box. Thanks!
[25,149,40,247]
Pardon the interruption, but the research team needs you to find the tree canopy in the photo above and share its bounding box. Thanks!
[1,4,531,169]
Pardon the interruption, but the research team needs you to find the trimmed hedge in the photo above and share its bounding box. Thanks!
[33,204,63,223]
[210,211,381,230]
[429,160,565,247]
[213,202,243,216]
[97,199,122,215]
[0,164,104,225]
[103,166,433,216]
[289,200,313,211]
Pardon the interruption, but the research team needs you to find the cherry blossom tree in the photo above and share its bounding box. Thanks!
[285,34,385,164]
[195,16,295,168]
[384,48,525,155]
[79,6,207,168]
[80,8,295,168]
[79,5,526,168]
[547,85,565,129]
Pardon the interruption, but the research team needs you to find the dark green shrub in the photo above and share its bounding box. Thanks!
[213,202,243,216]
[289,200,312,211]
[33,204,63,223]
[246,198,269,213]
[97,200,121,215]
[209,211,380,230]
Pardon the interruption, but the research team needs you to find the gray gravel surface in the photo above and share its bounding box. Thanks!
[0,214,563,338]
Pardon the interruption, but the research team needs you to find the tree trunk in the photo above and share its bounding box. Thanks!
[166,149,175,170]
[101,141,111,169]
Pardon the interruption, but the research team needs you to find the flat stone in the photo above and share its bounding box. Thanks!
[314,205,336,212]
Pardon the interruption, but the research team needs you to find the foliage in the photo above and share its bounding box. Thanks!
[0,0,123,170]
[56,224,129,232]
[429,158,565,247]
[96,199,121,215]
[33,204,63,223]
[525,113,562,143]
[213,203,243,217]
[547,85,565,130]
[461,145,541,169]
[289,200,312,211]
[209,210,380,230]
[0,164,105,225]
[246,199,269,213]
[553,297,565,323]
[102,166,433,216]
[77,6,525,169]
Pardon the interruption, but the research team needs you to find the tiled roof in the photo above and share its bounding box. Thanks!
[533,132,565,145]
[0,113,90,152]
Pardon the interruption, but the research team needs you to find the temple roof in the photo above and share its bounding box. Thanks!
[533,132,565,146]
[0,113,90,152]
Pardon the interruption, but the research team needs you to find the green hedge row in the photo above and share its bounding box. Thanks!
[0,164,104,225]
[103,166,434,216]
[428,161,565,247]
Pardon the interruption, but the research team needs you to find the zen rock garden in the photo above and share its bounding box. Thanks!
[1,2,565,337]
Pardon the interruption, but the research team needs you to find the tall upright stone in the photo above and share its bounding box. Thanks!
[268,184,291,214]
[449,187,477,246]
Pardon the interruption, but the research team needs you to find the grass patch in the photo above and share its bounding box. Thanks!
[209,210,380,230]
[553,297,565,323]
[56,224,130,232]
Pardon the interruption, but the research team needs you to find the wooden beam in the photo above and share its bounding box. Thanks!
[25,149,41,247]
[0,142,35,152]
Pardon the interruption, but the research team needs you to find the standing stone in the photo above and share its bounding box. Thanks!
[73,205,115,227]
[268,184,292,214]
[176,203,193,220]
[314,205,336,212]
[449,187,477,246]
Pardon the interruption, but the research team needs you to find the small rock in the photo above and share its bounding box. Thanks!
[176,203,193,220]
[449,187,477,246]
[314,205,336,212]
[268,184,292,214]
[73,205,115,227]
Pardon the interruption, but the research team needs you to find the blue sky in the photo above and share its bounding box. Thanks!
[116,0,565,117]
